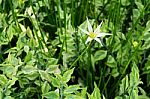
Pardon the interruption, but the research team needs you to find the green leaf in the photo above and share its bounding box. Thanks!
[46,65,60,74]
[25,72,39,80]
[16,32,26,49]
[138,87,147,96]
[24,51,33,63]
[121,0,130,6]
[63,68,74,83]
[18,78,29,88]
[42,81,50,94]
[7,77,18,88]
[142,21,150,49]
[0,0,2,4]
[81,88,87,98]
[133,9,140,24]
[92,83,101,99]
[22,66,37,74]
[94,0,105,7]
[112,36,121,52]
[4,66,15,77]
[135,2,144,12]
[4,96,14,99]
[51,77,60,88]
[138,95,150,99]
[48,58,58,65]
[90,83,101,99]
[0,90,2,99]
[7,53,18,65]
[116,32,126,40]
[142,32,150,49]
[111,68,119,78]
[106,55,117,68]
[65,94,84,99]
[4,47,17,54]
[118,63,141,98]
[91,54,95,71]
[42,91,59,99]
[64,85,81,94]
[19,23,26,32]
[7,24,15,41]
[115,96,126,99]
[64,0,71,4]
[145,20,150,32]
[129,62,141,87]
[26,27,33,38]
[0,75,8,86]
[119,75,129,95]
[39,70,51,82]
[94,50,107,62]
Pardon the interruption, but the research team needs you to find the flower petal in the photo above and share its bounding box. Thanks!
[94,38,103,46]
[86,17,93,32]
[94,21,103,33]
[97,33,112,37]
[78,27,89,35]
[85,37,93,44]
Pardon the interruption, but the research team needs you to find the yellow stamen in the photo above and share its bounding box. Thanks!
[89,32,97,39]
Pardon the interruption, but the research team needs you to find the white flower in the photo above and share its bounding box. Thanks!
[79,17,112,46]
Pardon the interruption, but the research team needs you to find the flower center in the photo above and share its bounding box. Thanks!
[89,32,97,39]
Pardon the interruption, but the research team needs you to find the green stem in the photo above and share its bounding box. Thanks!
[8,0,21,31]
[69,41,91,69]
[60,83,64,99]
[63,1,67,52]
[101,74,111,94]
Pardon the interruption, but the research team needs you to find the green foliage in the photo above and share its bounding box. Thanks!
[116,63,142,99]
[88,83,101,99]
[0,0,150,99]
[94,50,107,62]
[42,91,59,99]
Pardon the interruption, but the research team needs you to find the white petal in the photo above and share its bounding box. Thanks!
[85,37,93,44]
[94,21,103,33]
[86,17,93,32]
[78,27,89,35]
[94,38,103,46]
[97,33,112,37]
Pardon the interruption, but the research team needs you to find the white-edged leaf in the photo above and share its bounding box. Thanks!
[64,85,81,94]
[94,50,107,61]
[42,81,50,94]
[7,77,18,88]
[107,55,117,68]
[51,77,60,88]
[0,75,8,86]
[42,91,59,99]
[39,70,51,82]
[63,68,74,83]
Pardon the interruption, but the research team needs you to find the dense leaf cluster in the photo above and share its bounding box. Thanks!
[0,0,150,99]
